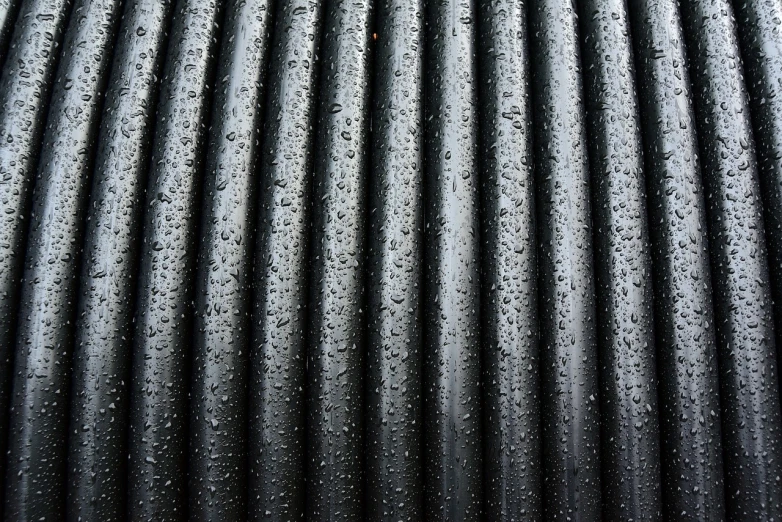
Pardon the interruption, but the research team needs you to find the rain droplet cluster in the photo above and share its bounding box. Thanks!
[0,0,781,521]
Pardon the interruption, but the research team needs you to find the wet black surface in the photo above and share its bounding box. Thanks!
[188,1,273,520]
[628,0,727,518]
[67,2,174,519]
[529,0,602,519]
[127,0,223,519]
[305,0,374,520]
[422,1,482,520]
[248,1,323,521]
[735,0,782,392]
[580,0,662,519]
[365,1,424,521]
[0,0,73,510]
[4,0,121,519]
[477,1,540,520]
[0,0,779,519]
[682,0,782,518]
[0,0,21,67]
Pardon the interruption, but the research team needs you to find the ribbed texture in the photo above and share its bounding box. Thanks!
[127,1,223,518]
[629,0,726,518]
[682,0,782,518]
[4,1,120,518]
[248,1,323,520]
[422,1,482,520]
[0,0,781,520]
[305,1,374,519]
[478,1,540,520]
[530,1,601,519]
[581,0,662,519]
[365,1,424,521]
[0,0,73,510]
[67,2,174,519]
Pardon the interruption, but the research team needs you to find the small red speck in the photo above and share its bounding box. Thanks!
[373,33,377,40]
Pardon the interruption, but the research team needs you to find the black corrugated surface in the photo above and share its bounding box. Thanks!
[5,1,120,518]
[736,0,782,401]
[0,0,73,512]
[366,1,424,520]
[1,0,782,520]
[248,1,323,520]
[581,0,662,518]
[682,0,782,518]
[127,1,223,518]
[189,1,273,519]
[305,1,373,519]
[629,0,727,518]
[422,1,482,520]
[478,1,541,520]
[530,1,602,518]
[67,1,174,518]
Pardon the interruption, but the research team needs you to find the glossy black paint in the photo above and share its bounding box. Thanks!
[305,0,374,520]
[3,0,123,519]
[127,0,223,519]
[627,0,727,519]
[529,1,601,519]
[365,1,424,520]
[477,1,540,520]
[247,1,323,520]
[681,0,782,518]
[422,1,482,521]
[734,0,782,386]
[188,1,273,520]
[0,0,73,507]
[66,2,174,519]
[579,0,662,519]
